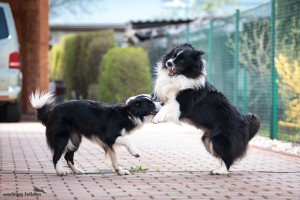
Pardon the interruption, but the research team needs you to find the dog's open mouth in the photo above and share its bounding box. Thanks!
[150,111,159,115]
[168,68,177,76]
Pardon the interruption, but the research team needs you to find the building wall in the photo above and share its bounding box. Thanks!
[3,0,49,113]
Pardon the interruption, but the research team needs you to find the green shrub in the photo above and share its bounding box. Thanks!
[62,30,115,99]
[97,47,152,103]
[62,34,77,99]
[49,43,64,80]
[86,35,116,99]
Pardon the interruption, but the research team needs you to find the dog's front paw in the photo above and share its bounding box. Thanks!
[152,108,167,124]
[152,103,181,125]
[152,114,165,124]
[153,112,182,125]
[131,149,141,158]
[133,153,141,158]
[126,146,141,158]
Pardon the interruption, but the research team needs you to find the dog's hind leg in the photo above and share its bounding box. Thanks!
[52,135,69,176]
[210,135,234,175]
[107,148,131,175]
[65,150,83,175]
[210,159,229,175]
[207,127,233,175]
[64,134,83,175]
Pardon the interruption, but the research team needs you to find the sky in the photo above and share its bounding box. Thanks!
[49,0,269,25]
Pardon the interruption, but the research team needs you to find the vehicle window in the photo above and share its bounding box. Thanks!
[0,7,9,39]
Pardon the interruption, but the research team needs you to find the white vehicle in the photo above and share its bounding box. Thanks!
[0,2,22,122]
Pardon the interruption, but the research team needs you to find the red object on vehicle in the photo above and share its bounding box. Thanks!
[9,51,20,69]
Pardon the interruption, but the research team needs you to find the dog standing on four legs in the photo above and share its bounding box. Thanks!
[30,91,161,176]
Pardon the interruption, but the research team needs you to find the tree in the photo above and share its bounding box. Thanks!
[192,0,236,16]
[275,7,300,130]
[227,18,270,117]
[275,54,300,128]
[161,0,236,18]
[49,0,103,18]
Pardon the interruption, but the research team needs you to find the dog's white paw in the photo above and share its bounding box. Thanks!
[152,103,181,125]
[56,168,67,176]
[152,104,170,123]
[132,150,141,158]
[115,167,131,175]
[210,166,228,175]
[127,147,141,158]
[56,162,67,176]
[152,111,166,124]
[153,112,181,125]
[67,162,84,175]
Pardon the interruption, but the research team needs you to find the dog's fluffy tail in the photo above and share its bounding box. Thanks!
[246,114,260,141]
[29,90,55,125]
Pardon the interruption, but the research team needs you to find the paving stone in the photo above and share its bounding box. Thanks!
[0,122,299,200]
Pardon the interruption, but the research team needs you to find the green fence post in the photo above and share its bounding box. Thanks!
[233,10,239,107]
[207,19,214,82]
[166,33,170,49]
[149,34,153,63]
[149,34,155,80]
[270,0,277,139]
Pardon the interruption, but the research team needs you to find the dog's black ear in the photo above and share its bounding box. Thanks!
[183,43,193,48]
[166,47,176,56]
[193,50,205,57]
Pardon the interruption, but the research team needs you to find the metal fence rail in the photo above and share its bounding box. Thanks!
[139,0,300,143]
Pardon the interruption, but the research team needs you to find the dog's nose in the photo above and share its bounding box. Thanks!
[166,61,173,67]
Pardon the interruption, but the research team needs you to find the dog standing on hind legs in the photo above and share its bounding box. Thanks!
[30,91,161,176]
[152,43,260,175]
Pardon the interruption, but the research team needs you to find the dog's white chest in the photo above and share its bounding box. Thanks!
[154,75,180,103]
[154,70,206,103]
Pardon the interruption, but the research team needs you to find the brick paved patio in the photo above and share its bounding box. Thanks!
[1,122,299,200]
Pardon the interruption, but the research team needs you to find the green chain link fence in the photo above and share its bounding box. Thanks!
[139,0,300,143]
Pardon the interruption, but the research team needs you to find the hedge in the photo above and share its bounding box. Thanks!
[62,30,115,99]
[49,42,63,80]
[97,47,152,103]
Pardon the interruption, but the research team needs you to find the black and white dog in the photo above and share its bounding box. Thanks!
[30,91,161,176]
[152,44,260,175]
